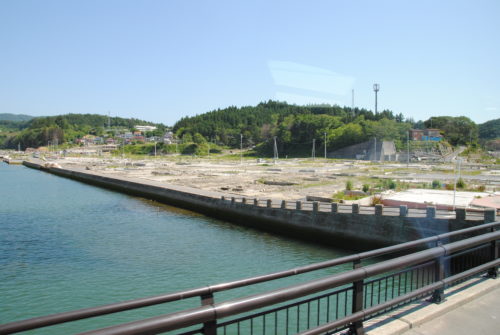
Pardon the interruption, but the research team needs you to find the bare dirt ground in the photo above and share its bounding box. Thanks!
[40,154,499,202]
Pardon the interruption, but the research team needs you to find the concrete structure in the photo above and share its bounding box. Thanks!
[329,139,397,162]
[382,189,492,210]
[22,160,497,250]
[470,194,500,210]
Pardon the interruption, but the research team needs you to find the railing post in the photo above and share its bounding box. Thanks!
[455,207,466,221]
[431,240,446,304]
[485,208,498,278]
[296,200,302,210]
[426,206,436,219]
[231,197,235,205]
[312,201,319,213]
[266,199,272,208]
[399,205,408,217]
[200,293,216,335]
[352,203,359,214]
[253,198,259,206]
[242,197,247,205]
[375,204,383,216]
[331,202,338,213]
[221,196,225,201]
[281,200,286,209]
[350,259,365,335]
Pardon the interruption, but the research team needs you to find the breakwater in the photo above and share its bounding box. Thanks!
[22,160,497,250]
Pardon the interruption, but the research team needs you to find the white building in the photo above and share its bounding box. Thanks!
[135,125,157,132]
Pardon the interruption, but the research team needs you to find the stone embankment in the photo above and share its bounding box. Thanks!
[22,160,497,250]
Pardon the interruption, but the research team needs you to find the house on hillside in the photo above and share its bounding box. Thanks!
[409,129,442,141]
[163,131,175,144]
[135,125,157,132]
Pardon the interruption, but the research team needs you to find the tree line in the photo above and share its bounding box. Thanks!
[1,114,165,149]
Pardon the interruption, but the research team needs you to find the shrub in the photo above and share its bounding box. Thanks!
[346,180,353,191]
[432,180,441,189]
[456,178,466,189]
[362,184,370,193]
[371,195,383,206]
[476,185,486,192]
[387,179,397,190]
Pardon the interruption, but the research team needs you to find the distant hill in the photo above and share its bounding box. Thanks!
[0,113,34,122]
[1,113,166,150]
[173,100,408,155]
[479,118,500,140]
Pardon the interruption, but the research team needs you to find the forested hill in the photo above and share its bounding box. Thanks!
[0,113,34,122]
[173,100,409,153]
[27,114,160,130]
[479,118,500,140]
[2,114,165,149]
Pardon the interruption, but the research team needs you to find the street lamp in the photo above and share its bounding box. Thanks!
[373,83,380,114]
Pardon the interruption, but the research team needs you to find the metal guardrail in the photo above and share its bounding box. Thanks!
[0,222,498,335]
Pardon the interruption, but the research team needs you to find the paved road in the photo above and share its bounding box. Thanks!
[402,287,500,335]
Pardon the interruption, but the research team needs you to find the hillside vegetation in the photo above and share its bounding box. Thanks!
[1,114,165,149]
[174,101,480,156]
[479,118,500,140]
[0,113,34,122]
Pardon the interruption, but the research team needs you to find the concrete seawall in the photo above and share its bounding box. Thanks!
[22,160,497,250]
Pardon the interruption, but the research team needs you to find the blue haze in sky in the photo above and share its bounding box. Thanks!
[0,0,499,125]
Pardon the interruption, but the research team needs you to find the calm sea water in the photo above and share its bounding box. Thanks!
[0,164,355,334]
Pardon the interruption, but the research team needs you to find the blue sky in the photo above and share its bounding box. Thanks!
[1,0,499,125]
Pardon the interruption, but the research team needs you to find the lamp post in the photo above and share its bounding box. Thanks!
[373,83,380,114]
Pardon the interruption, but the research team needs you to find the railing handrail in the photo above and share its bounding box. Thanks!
[298,258,500,335]
[1,221,498,334]
[71,230,500,335]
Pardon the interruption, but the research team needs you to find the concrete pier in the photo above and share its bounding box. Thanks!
[22,160,496,250]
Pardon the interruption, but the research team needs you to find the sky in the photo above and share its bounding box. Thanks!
[1,0,499,126]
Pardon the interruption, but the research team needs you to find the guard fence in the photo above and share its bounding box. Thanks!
[0,221,498,335]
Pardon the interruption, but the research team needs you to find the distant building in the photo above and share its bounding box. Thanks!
[135,125,157,132]
[146,136,161,142]
[163,131,175,144]
[409,129,442,141]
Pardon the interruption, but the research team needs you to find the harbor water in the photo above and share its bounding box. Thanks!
[0,163,356,334]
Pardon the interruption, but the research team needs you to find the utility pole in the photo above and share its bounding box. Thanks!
[373,83,380,114]
[374,137,377,161]
[324,132,327,159]
[154,141,157,157]
[240,133,243,165]
[312,139,316,160]
[273,136,278,163]
[407,130,410,168]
